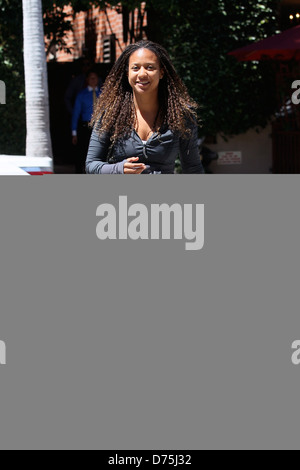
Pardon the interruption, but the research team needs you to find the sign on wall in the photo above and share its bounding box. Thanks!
[217,151,242,165]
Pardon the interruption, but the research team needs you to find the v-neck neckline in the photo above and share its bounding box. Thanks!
[134,129,158,145]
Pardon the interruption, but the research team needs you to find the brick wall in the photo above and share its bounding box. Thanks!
[48,3,147,63]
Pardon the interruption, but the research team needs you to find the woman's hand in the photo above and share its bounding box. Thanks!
[124,157,146,174]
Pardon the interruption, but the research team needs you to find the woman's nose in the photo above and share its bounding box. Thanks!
[138,67,147,78]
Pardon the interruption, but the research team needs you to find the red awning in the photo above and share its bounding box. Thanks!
[229,25,300,61]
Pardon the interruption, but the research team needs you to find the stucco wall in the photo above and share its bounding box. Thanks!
[208,124,273,174]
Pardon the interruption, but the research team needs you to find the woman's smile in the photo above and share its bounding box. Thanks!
[136,81,150,88]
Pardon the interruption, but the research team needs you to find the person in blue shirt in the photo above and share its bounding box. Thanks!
[72,70,101,173]
[65,58,93,116]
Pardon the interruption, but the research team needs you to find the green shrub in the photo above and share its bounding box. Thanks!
[0,55,26,155]
[0,0,25,155]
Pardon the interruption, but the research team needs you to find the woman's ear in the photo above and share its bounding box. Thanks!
[160,68,165,80]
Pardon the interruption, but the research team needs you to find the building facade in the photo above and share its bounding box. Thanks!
[47,3,147,63]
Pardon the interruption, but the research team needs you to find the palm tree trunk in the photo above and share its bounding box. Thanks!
[22,0,53,159]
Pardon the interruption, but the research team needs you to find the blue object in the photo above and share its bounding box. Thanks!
[72,88,101,132]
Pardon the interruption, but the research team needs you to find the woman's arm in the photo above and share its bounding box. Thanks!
[85,128,126,174]
[85,128,147,174]
[179,121,205,174]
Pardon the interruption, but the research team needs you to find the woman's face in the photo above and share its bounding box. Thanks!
[128,48,164,96]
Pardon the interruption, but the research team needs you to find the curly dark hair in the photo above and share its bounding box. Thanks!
[91,40,199,142]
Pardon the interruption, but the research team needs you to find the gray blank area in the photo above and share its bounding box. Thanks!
[0,175,299,450]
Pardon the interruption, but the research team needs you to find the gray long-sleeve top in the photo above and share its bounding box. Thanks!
[85,120,204,174]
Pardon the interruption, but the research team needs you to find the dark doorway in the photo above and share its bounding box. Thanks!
[47,61,111,173]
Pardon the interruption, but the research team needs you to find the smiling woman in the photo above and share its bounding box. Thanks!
[86,40,204,174]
